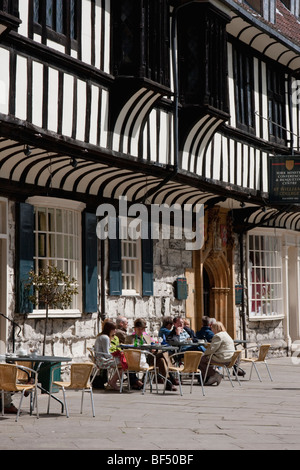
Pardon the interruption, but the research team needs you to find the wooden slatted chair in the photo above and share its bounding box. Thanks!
[88,347,121,385]
[0,363,39,422]
[47,362,96,418]
[120,349,158,394]
[240,344,273,382]
[163,351,205,396]
[204,350,242,387]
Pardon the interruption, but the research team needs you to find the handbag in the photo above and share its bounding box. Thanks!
[111,350,128,370]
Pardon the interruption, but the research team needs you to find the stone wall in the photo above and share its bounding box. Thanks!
[104,236,192,336]
[9,207,192,357]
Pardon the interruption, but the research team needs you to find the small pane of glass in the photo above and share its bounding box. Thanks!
[56,0,64,34]
[46,0,53,28]
[38,208,46,231]
[56,209,62,232]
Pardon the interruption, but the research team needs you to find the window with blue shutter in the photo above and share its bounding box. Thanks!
[16,202,34,314]
[109,218,122,295]
[109,218,153,296]
[16,199,92,315]
[142,227,153,297]
[83,212,98,313]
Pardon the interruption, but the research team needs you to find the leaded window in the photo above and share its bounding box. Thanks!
[33,202,82,312]
[112,0,170,87]
[244,0,262,14]
[233,45,255,133]
[267,65,286,144]
[248,233,283,318]
[32,0,79,51]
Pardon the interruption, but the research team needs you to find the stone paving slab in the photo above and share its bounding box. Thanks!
[1,357,300,452]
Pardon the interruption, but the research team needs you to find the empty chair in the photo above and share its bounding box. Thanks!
[241,344,273,382]
[120,349,157,394]
[0,363,39,422]
[15,361,34,383]
[163,351,205,396]
[47,362,96,418]
[204,350,242,387]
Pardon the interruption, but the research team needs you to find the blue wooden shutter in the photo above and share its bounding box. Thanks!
[109,218,122,295]
[142,225,153,296]
[83,212,98,313]
[17,202,34,314]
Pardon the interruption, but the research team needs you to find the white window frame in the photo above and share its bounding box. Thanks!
[247,229,284,320]
[26,196,85,318]
[120,217,142,296]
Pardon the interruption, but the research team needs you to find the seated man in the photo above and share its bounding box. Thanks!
[126,318,177,391]
[183,318,198,342]
[196,316,215,342]
[167,316,205,353]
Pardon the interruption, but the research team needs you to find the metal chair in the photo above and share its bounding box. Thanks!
[120,349,158,394]
[0,363,39,422]
[15,361,33,383]
[163,351,205,396]
[240,344,273,382]
[88,347,121,386]
[47,362,96,418]
[204,350,242,387]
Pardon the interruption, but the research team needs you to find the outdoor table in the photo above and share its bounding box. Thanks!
[120,343,178,353]
[233,339,251,358]
[167,339,208,351]
[4,354,72,413]
[234,340,249,347]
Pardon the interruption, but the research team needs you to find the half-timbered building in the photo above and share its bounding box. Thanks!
[1,0,300,357]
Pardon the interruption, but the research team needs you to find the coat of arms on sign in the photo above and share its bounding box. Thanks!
[286,160,294,171]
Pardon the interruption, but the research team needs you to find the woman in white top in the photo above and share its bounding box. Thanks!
[199,321,235,386]
[94,321,120,391]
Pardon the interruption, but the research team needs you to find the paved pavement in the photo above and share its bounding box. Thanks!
[1,356,300,452]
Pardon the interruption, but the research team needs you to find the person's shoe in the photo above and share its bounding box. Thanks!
[105,382,119,391]
[205,372,222,386]
[166,382,177,391]
[132,380,143,390]
[170,377,179,385]
[4,405,18,414]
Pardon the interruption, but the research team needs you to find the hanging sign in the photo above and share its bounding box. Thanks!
[268,156,300,203]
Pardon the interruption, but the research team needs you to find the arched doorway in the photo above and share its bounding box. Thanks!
[203,252,231,327]
[193,207,236,337]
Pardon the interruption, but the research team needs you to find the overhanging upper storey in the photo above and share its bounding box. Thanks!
[225,0,300,72]
[0,0,21,38]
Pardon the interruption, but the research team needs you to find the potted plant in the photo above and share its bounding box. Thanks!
[26,265,78,355]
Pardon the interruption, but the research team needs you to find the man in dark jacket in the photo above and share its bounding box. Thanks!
[196,316,215,342]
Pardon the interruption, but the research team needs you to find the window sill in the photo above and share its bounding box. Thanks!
[248,314,284,322]
[27,310,82,319]
[121,291,141,297]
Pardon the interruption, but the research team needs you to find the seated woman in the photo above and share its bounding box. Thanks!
[198,321,235,386]
[125,318,177,391]
[94,320,125,391]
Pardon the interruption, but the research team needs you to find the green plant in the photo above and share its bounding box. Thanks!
[26,265,78,355]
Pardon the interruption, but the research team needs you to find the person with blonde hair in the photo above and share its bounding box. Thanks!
[198,321,235,386]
